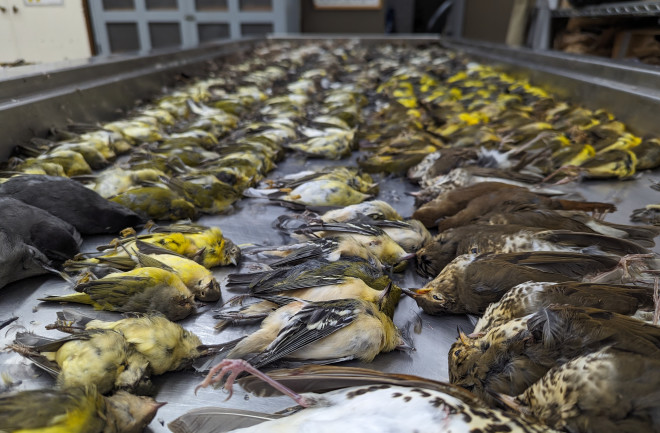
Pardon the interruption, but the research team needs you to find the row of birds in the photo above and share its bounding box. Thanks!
[3,40,660,432]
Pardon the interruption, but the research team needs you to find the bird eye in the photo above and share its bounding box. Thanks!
[432,295,441,301]
[454,349,461,357]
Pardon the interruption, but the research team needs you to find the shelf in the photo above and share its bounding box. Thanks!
[552,1,660,18]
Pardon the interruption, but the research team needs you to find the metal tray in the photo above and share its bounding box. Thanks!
[2,37,660,432]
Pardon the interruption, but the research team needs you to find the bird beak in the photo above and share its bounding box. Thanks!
[378,281,394,304]
[401,287,430,298]
[467,332,485,338]
[192,247,206,263]
[230,256,239,266]
[398,253,417,262]
[400,288,418,298]
[396,337,415,353]
[458,329,470,345]
[494,393,521,412]
[153,401,168,410]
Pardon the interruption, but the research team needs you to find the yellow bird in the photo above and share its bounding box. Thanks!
[10,330,128,394]
[89,224,241,269]
[0,386,163,433]
[84,314,204,376]
[39,267,196,321]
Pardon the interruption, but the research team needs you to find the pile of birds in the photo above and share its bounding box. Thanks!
[2,40,660,433]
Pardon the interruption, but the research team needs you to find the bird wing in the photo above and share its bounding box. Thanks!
[149,223,208,234]
[248,301,361,368]
[134,240,189,258]
[78,276,152,306]
[168,407,282,433]
[251,273,346,295]
[269,240,337,267]
[295,222,384,237]
[537,230,649,255]
[542,282,654,315]
[528,305,660,358]
[238,365,484,406]
[490,252,618,278]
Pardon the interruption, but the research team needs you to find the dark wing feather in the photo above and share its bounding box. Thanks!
[134,239,189,258]
[540,282,654,315]
[248,300,360,368]
[538,230,649,255]
[490,252,618,278]
[294,222,383,237]
[269,240,337,267]
[238,365,485,407]
[168,408,281,433]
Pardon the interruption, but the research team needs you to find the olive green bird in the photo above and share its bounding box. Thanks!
[10,330,129,394]
[0,386,163,433]
[67,240,221,302]
[39,267,196,321]
[217,258,400,328]
[165,175,241,214]
[51,312,206,376]
[109,186,197,221]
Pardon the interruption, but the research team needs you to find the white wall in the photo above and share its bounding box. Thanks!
[0,0,91,64]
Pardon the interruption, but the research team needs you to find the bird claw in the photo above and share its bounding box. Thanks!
[195,359,248,398]
[194,359,312,408]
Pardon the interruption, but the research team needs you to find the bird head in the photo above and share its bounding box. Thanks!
[195,276,221,302]
[223,239,242,266]
[415,232,459,278]
[105,391,166,433]
[401,280,459,315]
[168,295,196,321]
[447,331,482,388]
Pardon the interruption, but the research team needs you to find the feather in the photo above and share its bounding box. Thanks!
[168,407,281,433]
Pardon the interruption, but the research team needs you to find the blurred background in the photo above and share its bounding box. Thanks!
[3,1,658,66]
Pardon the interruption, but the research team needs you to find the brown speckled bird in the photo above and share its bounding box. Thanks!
[474,281,654,333]
[178,363,559,433]
[406,251,620,315]
[485,208,660,248]
[415,224,648,277]
[412,182,616,230]
[448,305,660,403]
[412,181,521,227]
[507,347,660,433]
[435,188,617,232]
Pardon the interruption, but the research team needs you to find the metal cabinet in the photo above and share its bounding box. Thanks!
[87,0,300,56]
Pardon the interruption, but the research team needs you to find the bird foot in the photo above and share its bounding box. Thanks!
[590,253,655,283]
[194,359,313,408]
[542,165,583,185]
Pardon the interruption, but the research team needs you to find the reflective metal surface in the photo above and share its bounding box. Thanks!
[2,36,660,432]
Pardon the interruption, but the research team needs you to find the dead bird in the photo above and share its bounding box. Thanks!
[406,251,621,315]
[0,174,143,234]
[505,347,660,433]
[484,208,660,248]
[474,281,655,333]
[0,196,82,262]
[448,305,660,403]
[172,363,558,433]
[415,224,649,277]
[0,228,51,289]
[437,189,616,232]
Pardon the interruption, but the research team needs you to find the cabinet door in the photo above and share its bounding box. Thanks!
[8,0,91,63]
[0,0,19,63]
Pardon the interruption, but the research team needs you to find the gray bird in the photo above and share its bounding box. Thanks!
[0,175,143,234]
